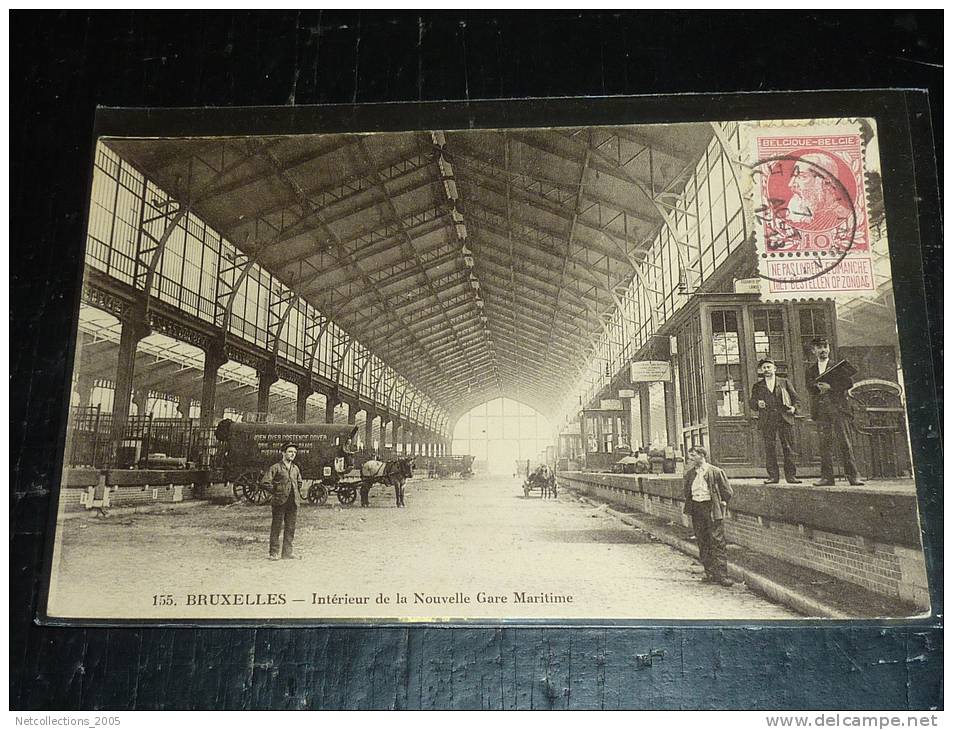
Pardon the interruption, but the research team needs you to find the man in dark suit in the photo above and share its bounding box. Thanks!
[260,442,303,560]
[749,357,802,485]
[806,337,864,486]
[682,446,734,586]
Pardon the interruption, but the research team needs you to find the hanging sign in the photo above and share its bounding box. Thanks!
[630,360,672,382]
[734,277,761,294]
[618,389,636,399]
[599,399,623,411]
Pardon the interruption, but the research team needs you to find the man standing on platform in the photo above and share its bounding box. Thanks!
[807,337,864,487]
[682,446,734,587]
[749,357,802,485]
[260,442,302,560]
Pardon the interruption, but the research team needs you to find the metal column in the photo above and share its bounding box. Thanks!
[324,391,338,424]
[257,364,278,417]
[296,382,314,424]
[200,342,227,429]
[365,413,376,453]
[110,314,149,455]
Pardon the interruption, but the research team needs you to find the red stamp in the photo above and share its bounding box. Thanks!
[756,133,868,254]
[749,127,876,298]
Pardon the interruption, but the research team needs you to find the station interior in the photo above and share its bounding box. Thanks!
[57,122,928,617]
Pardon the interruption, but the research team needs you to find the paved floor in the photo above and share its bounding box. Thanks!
[47,473,797,621]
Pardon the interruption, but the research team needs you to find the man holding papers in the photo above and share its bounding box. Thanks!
[806,337,864,486]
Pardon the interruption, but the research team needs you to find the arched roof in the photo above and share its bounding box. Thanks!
[106,123,712,421]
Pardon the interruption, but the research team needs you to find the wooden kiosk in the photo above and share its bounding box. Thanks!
[580,399,629,472]
[661,293,837,477]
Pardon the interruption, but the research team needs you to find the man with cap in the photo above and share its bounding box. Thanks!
[260,442,302,560]
[749,358,802,485]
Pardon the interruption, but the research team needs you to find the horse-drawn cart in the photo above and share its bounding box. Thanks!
[214,420,361,505]
[522,465,556,498]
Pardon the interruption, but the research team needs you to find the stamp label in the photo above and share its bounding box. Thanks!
[749,126,877,299]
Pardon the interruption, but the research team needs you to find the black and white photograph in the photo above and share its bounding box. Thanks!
[43,111,930,623]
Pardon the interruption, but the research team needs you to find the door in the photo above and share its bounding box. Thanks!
[702,305,757,473]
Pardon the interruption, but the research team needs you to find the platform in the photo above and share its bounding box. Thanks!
[557,471,929,611]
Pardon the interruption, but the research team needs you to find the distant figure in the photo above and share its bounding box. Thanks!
[682,446,733,587]
[634,449,651,474]
[749,357,802,485]
[533,464,555,499]
[539,465,552,498]
[260,442,301,560]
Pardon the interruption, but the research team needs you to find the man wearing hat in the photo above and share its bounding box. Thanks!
[749,358,802,485]
[260,442,302,560]
[807,337,863,486]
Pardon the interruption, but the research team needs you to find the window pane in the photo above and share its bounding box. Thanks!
[710,310,743,416]
[753,308,788,376]
[799,307,830,364]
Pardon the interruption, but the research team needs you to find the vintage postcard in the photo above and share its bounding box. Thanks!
[42,102,934,623]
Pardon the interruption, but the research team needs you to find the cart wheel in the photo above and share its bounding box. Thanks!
[234,471,264,503]
[244,482,271,505]
[337,486,357,505]
[235,471,270,505]
[308,483,329,506]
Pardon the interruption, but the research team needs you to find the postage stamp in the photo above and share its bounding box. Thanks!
[745,122,879,300]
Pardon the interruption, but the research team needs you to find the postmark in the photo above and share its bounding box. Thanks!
[747,123,878,300]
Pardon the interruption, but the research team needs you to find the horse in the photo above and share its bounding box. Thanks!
[358,457,415,507]
[531,465,556,499]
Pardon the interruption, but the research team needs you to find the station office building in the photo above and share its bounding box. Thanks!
[556,125,908,481]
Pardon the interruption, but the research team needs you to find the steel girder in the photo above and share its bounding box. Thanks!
[353,342,372,397]
[188,138,355,206]
[450,146,659,230]
[226,148,437,251]
[469,220,620,299]
[303,310,330,381]
[330,328,352,389]
[328,249,462,319]
[266,285,299,360]
[278,203,449,275]
[556,128,704,293]
[352,138,484,392]
[247,140,449,411]
[377,366,396,413]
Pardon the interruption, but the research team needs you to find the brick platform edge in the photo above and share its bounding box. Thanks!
[559,471,929,616]
[575,495,849,618]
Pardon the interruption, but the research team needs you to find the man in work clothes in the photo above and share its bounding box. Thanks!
[260,442,302,560]
[806,337,864,486]
[682,446,734,586]
[749,357,802,485]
